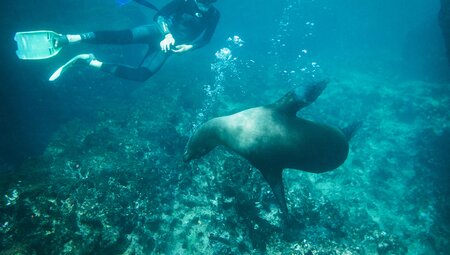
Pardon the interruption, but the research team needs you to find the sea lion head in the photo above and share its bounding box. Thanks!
[183,121,221,162]
[183,142,210,162]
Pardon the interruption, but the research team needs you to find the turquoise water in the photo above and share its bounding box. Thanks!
[1,0,449,254]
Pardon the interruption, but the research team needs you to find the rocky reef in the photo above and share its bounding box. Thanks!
[1,67,449,254]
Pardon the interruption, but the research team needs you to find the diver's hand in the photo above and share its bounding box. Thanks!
[171,44,193,54]
[160,34,175,52]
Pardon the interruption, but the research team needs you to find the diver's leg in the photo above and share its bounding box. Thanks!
[98,64,154,82]
[58,25,162,46]
[89,47,170,82]
[55,31,129,46]
[57,25,167,82]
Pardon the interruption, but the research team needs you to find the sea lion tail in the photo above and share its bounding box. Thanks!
[341,121,362,141]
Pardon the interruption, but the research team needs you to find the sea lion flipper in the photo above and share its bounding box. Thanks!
[259,168,289,216]
[341,121,363,141]
[272,80,328,115]
[300,80,328,105]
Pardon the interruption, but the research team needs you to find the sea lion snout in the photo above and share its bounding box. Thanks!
[183,148,205,162]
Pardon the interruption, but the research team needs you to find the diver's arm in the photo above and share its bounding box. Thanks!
[156,16,171,35]
[154,0,185,51]
[171,44,193,53]
[157,16,175,52]
[153,0,185,31]
[172,13,219,54]
[190,9,220,50]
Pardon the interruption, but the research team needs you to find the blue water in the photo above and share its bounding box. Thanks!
[116,0,132,7]
[1,0,449,253]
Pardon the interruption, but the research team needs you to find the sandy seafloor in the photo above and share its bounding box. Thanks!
[1,0,449,254]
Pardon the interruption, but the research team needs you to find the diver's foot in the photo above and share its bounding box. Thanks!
[74,53,96,66]
[53,35,69,48]
[48,53,97,82]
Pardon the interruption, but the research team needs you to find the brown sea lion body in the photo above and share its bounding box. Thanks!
[183,81,353,217]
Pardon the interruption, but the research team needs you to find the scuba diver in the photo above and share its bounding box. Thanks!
[54,0,220,81]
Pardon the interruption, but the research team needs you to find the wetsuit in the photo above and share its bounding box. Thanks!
[81,0,220,81]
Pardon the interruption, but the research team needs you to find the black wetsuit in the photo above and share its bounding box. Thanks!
[82,0,220,81]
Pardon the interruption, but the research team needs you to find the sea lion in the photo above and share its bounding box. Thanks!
[183,80,357,217]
